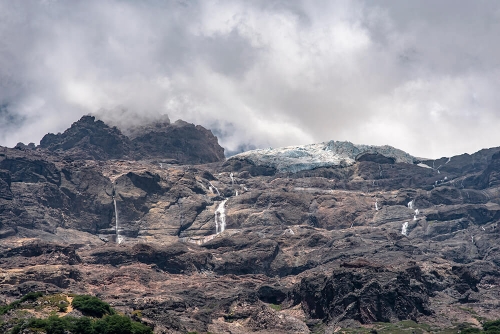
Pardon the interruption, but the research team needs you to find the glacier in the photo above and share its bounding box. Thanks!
[230,140,416,173]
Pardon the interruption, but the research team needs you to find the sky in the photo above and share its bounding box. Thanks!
[1,0,500,158]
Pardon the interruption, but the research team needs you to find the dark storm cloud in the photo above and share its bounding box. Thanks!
[0,0,499,158]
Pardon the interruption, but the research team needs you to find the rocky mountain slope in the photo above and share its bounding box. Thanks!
[38,115,225,163]
[1,116,500,333]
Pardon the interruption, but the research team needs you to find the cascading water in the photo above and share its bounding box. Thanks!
[375,200,379,211]
[209,182,221,196]
[215,199,228,234]
[230,173,234,186]
[113,186,123,244]
[402,222,409,236]
[407,200,414,209]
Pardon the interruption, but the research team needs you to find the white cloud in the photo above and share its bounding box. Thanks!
[0,0,499,158]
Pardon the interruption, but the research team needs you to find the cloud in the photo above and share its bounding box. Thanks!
[0,0,499,158]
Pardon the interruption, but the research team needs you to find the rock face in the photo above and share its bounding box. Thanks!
[129,119,226,164]
[39,115,225,163]
[39,116,133,160]
[293,264,433,324]
[2,122,500,333]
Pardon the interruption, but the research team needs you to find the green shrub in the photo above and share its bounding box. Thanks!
[58,302,68,312]
[20,291,44,303]
[72,295,114,317]
[131,320,153,334]
[68,316,95,334]
[485,320,500,331]
[8,322,23,334]
[45,315,67,334]
[0,291,44,315]
[90,314,152,334]
[4,293,152,334]
[100,314,132,334]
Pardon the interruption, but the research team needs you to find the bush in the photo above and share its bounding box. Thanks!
[100,314,132,334]
[72,295,114,317]
[131,320,153,334]
[4,294,152,334]
[485,320,500,332]
[45,315,67,334]
[69,316,95,334]
[93,314,152,334]
[0,291,43,315]
[58,302,68,313]
[20,291,44,303]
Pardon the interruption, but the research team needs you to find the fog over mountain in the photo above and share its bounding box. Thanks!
[1,0,499,158]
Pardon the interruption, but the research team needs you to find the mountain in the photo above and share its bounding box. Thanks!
[1,117,500,333]
[39,115,225,163]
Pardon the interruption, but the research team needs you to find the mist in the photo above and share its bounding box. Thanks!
[1,0,500,158]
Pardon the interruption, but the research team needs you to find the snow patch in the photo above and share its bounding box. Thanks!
[231,140,416,173]
[417,163,432,169]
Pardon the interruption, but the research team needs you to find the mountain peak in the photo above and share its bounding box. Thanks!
[38,115,225,163]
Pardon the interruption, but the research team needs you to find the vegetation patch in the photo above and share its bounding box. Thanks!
[336,319,500,334]
[269,303,282,311]
[71,295,114,317]
[0,292,152,334]
[0,292,44,315]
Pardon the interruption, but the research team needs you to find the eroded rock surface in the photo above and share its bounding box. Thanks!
[2,120,500,333]
[38,115,225,164]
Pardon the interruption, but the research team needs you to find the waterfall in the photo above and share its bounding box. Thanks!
[113,198,123,244]
[402,222,409,236]
[407,200,414,209]
[215,199,228,234]
[375,200,379,211]
[230,173,234,186]
[209,182,220,196]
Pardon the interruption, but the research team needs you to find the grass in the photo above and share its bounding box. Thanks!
[269,303,282,311]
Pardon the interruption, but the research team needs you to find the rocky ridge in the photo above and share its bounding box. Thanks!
[1,117,500,333]
[39,115,225,163]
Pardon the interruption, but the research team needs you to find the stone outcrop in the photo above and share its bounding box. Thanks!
[129,119,226,164]
[2,122,500,332]
[39,115,133,160]
[38,115,225,163]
